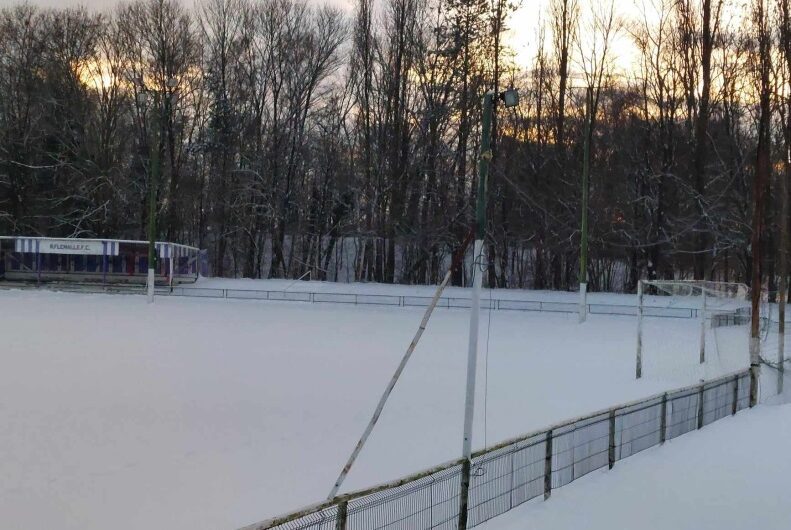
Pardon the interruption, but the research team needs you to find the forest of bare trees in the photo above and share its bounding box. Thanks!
[0,0,789,292]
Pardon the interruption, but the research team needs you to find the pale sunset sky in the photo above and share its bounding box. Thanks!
[0,0,686,76]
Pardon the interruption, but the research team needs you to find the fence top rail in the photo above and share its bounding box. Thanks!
[240,367,749,530]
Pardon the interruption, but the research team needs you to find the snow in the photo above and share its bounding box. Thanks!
[0,287,750,530]
[480,402,791,530]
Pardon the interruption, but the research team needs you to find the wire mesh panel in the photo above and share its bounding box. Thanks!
[443,298,496,310]
[615,397,663,460]
[467,448,513,526]
[496,300,543,312]
[701,377,737,426]
[504,436,546,509]
[589,304,637,316]
[551,412,610,489]
[345,465,461,530]
[736,372,751,411]
[226,289,270,300]
[173,287,225,298]
[591,304,699,318]
[261,506,340,530]
[537,302,577,314]
[266,291,312,302]
[354,295,401,306]
[666,388,700,439]
[313,293,357,304]
[641,306,697,318]
[710,311,750,328]
[447,297,473,309]
[402,296,439,308]
[466,434,545,527]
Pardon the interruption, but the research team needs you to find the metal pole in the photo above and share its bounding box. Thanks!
[750,69,768,405]
[636,280,644,379]
[458,91,494,530]
[35,240,40,284]
[579,86,592,323]
[607,409,616,469]
[169,251,174,293]
[699,286,707,364]
[147,91,160,304]
[102,241,107,286]
[778,139,789,394]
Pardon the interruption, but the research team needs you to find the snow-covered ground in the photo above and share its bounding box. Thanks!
[0,288,750,530]
[481,402,791,530]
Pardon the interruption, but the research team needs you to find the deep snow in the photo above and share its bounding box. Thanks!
[0,288,750,530]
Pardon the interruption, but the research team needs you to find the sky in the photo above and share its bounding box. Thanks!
[0,0,643,73]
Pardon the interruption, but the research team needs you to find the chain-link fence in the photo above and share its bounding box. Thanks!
[243,369,751,530]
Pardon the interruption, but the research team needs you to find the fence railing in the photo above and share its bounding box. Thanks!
[0,281,719,319]
[169,287,703,319]
[242,369,752,530]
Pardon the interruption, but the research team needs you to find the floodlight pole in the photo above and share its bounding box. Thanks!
[458,90,494,530]
[144,79,177,303]
[147,91,160,304]
[699,287,707,364]
[778,139,789,394]
[579,86,592,323]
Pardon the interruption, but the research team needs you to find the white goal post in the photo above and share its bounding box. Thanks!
[635,280,750,379]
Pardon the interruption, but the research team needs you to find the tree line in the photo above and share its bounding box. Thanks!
[0,0,788,293]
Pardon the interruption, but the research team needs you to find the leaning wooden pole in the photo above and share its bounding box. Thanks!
[326,232,474,501]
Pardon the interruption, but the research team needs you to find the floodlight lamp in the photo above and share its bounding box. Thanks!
[500,88,519,108]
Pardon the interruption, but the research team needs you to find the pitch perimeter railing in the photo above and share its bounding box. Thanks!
[4,281,745,320]
[241,369,751,530]
[167,286,703,319]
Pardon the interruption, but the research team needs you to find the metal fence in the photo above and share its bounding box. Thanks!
[0,281,715,319]
[168,287,703,319]
[243,369,752,530]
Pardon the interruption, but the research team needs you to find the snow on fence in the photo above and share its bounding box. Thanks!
[241,369,752,530]
[167,287,703,319]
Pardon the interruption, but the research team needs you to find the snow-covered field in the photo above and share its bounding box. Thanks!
[481,402,791,530]
[0,286,750,530]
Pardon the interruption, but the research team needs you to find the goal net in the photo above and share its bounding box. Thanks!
[635,280,751,382]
